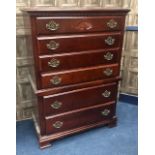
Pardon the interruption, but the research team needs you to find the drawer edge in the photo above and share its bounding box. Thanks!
[37,116,117,143]
[28,74,121,96]
[45,101,115,119]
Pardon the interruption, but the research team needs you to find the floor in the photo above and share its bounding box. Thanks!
[16,102,138,155]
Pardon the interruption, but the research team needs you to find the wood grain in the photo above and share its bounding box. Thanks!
[36,16,124,35]
[41,64,119,89]
[43,82,117,116]
[45,102,116,134]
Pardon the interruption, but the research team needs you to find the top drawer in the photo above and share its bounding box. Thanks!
[36,16,124,35]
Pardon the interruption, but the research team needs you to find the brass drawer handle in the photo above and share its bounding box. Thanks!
[105,36,115,46]
[51,101,62,109]
[46,40,59,50]
[53,121,63,129]
[101,109,111,116]
[48,58,60,68]
[103,68,113,76]
[46,20,59,31]
[107,19,118,29]
[104,52,114,61]
[102,90,111,98]
[50,76,62,85]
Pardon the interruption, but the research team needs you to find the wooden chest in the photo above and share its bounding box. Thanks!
[22,8,129,149]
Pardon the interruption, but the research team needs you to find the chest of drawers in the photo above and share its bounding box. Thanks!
[22,8,129,149]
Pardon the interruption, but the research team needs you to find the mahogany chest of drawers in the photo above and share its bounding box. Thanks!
[22,8,129,149]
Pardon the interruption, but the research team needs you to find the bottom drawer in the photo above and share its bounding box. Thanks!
[45,102,115,134]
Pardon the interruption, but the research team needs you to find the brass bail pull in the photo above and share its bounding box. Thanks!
[53,121,63,129]
[107,19,118,29]
[46,20,59,31]
[101,109,110,116]
[102,90,111,98]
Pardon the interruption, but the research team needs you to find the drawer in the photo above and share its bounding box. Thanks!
[37,32,122,55]
[39,49,120,72]
[45,102,115,134]
[41,64,119,89]
[36,16,124,35]
[43,82,117,116]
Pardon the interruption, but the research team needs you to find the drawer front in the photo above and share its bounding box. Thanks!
[36,16,124,35]
[41,64,119,89]
[37,33,122,55]
[43,83,117,116]
[45,102,115,134]
[39,50,120,72]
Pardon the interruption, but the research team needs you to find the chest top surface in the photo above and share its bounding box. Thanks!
[22,7,130,16]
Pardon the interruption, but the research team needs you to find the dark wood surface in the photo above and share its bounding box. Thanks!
[35,115,117,149]
[39,49,120,72]
[29,75,120,96]
[43,82,117,116]
[22,7,130,14]
[37,32,122,55]
[41,64,119,89]
[23,8,129,149]
[36,16,124,35]
[45,102,115,134]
